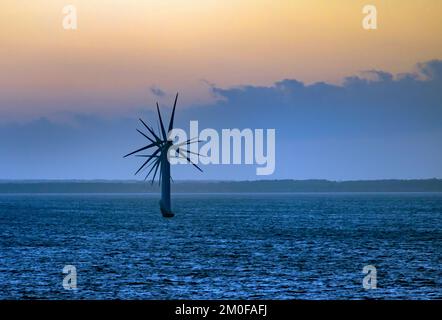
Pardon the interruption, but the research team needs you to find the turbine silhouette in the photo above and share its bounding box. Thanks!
[124,93,202,218]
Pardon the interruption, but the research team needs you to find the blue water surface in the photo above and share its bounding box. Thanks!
[0,193,440,299]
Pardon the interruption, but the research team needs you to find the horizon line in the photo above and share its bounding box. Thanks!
[1,178,441,183]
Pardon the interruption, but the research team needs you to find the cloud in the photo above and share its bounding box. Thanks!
[198,60,442,138]
[1,60,441,180]
[150,86,166,98]
[418,59,442,81]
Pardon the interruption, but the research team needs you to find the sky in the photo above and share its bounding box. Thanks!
[1,0,441,180]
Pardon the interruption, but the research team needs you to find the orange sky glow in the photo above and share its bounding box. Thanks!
[1,0,441,119]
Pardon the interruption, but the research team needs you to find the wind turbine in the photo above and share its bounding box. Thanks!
[124,93,202,218]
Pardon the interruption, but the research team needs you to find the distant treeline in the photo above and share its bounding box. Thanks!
[0,179,442,193]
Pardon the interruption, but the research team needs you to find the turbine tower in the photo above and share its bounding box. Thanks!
[124,93,202,218]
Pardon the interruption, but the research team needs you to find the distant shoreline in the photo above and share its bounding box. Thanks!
[1,179,442,193]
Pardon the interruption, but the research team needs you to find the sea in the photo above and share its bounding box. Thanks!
[0,193,440,299]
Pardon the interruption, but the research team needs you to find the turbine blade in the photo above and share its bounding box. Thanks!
[135,155,159,157]
[178,149,203,172]
[156,120,161,140]
[186,138,203,143]
[174,137,202,148]
[183,149,205,157]
[149,126,162,143]
[124,142,157,158]
[156,103,167,141]
[137,155,158,174]
[168,93,178,132]
[187,140,203,145]
[135,148,161,175]
[136,129,155,144]
[176,148,205,158]
[144,157,161,181]
[139,118,162,143]
[151,159,161,184]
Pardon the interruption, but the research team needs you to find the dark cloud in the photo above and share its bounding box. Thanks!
[150,86,166,98]
[197,60,442,138]
[1,60,441,180]
[418,60,442,80]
